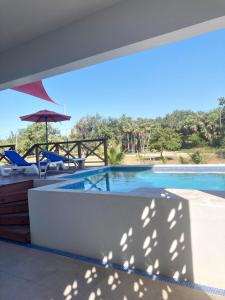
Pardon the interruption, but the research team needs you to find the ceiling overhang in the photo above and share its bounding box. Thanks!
[1,0,225,90]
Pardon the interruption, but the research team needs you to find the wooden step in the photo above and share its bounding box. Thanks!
[0,191,28,205]
[0,225,30,243]
[0,181,33,194]
[0,180,33,243]
[0,201,28,215]
[0,213,29,225]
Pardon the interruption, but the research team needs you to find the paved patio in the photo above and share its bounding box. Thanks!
[0,166,79,187]
[0,241,222,300]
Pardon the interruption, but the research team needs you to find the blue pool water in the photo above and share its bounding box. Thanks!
[62,167,225,192]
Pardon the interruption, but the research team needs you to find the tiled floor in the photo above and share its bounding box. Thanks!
[0,241,223,300]
[0,166,90,187]
[0,170,71,187]
[0,174,38,186]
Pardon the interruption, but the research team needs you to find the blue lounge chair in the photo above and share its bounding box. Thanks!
[40,150,85,169]
[3,150,49,175]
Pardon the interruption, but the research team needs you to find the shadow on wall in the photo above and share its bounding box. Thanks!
[59,188,214,300]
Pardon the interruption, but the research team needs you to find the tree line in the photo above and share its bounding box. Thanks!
[1,98,225,155]
[71,98,225,154]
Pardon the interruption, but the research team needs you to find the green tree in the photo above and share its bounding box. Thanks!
[0,131,17,146]
[17,123,61,153]
[68,97,225,155]
[71,114,103,140]
[218,97,225,129]
[203,110,220,145]
[150,128,182,158]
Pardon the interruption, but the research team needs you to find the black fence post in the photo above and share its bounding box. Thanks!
[0,145,16,163]
[77,142,82,158]
[55,143,59,154]
[103,138,108,166]
[35,144,39,164]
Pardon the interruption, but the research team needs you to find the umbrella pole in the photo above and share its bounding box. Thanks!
[45,120,48,150]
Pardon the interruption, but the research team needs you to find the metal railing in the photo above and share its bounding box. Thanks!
[0,144,16,163]
[23,138,108,166]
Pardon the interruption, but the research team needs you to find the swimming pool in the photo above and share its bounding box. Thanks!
[62,166,225,192]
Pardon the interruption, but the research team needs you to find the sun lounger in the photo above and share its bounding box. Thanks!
[40,150,85,169]
[3,150,49,175]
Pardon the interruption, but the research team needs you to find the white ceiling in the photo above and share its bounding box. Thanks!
[0,0,122,53]
[1,0,225,90]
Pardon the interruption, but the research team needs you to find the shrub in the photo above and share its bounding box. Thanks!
[108,144,124,165]
[219,136,225,148]
[190,151,204,164]
[161,156,168,164]
[216,148,225,159]
[179,156,189,164]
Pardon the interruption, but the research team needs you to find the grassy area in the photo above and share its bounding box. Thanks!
[178,146,219,154]
[122,148,225,165]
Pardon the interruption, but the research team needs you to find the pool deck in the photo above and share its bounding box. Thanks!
[131,187,225,201]
[1,165,225,299]
[0,167,79,187]
[0,240,223,300]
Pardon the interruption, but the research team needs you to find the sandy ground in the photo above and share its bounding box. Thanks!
[122,151,225,165]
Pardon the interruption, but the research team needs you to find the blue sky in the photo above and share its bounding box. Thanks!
[1,28,225,138]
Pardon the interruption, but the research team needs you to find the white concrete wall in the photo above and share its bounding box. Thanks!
[28,186,225,289]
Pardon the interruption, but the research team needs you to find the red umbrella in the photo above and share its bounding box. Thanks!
[20,110,71,144]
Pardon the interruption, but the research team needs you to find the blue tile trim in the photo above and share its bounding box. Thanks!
[111,166,152,172]
[2,239,224,297]
[63,166,152,179]
[63,167,110,179]
[63,165,225,180]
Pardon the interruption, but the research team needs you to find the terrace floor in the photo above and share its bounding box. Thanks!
[0,240,222,300]
[0,167,79,187]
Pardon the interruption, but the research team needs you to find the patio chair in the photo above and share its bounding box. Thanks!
[2,150,50,175]
[40,150,85,170]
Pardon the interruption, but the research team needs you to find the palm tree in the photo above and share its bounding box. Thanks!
[218,97,225,130]
[108,144,124,165]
